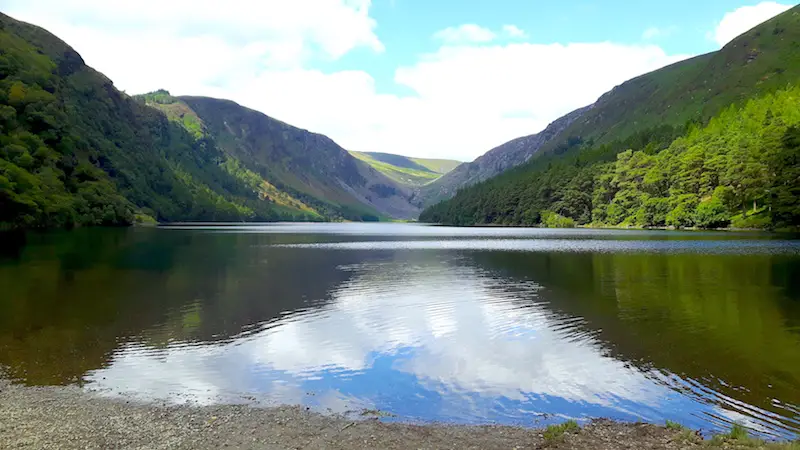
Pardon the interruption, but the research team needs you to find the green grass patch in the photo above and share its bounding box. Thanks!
[349,151,442,186]
[543,420,580,441]
[703,423,800,448]
[665,420,686,431]
[409,157,462,174]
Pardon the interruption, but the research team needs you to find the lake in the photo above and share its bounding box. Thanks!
[1,223,799,439]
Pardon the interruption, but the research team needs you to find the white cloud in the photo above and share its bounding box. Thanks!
[206,43,687,161]
[3,1,690,161]
[433,24,497,45]
[2,0,383,80]
[502,24,528,39]
[712,1,792,47]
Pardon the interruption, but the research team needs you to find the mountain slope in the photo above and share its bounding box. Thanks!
[178,96,420,220]
[348,151,461,187]
[420,6,800,229]
[419,106,589,206]
[533,6,800,157]
[0,13,418,228]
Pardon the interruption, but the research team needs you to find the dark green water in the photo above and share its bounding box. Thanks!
[1,224,799,438]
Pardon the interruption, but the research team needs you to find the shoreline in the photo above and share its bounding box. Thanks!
[1,381,797,449]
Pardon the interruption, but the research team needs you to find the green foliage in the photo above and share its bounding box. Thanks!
[543,420,579,441]
[729,423,750,441]
[731,211,773,229]
[421,86,800,230]
[665,420,686,431]
[694,189,731,229]
[137,89,175,105]
[541,210,575,228]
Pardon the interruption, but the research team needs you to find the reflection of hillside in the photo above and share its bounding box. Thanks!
[468,251,800,428]
[87,249,669,423]
[0,228,365,384]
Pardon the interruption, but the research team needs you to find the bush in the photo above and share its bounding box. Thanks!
[543,420,580,441]
[541,210,575,228]
[694,197,730,229]
[731,212,771,229]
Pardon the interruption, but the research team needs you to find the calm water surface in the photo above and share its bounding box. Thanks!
[1,224,799,439]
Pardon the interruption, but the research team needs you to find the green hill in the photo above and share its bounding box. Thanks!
[0,13,419,229]
[348,151,461,187]
[420,6,800,229]
[539,6,800,157]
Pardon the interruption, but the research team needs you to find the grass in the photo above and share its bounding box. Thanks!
[349,151,443,186]
[665,420,686,431]
[543,420,580,442]
[409,157,462,174]
[703,423,800,449]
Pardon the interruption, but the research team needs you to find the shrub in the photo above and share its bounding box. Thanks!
[543,420,580,441]
[541,210,576,228]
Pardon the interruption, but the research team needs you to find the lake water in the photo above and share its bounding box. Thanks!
[1,224,799,439]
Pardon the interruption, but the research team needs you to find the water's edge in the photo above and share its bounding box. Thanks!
[2,380,796,449]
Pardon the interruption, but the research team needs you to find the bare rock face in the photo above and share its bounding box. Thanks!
[419,106,592,207]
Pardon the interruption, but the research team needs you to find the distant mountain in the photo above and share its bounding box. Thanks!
[421,6,800,229]
[0,13,419,228]
[349,151,461,187]
[419,106,589,206]
[175,95,420,220]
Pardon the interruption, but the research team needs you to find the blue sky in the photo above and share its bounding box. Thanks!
[2,0,795,160]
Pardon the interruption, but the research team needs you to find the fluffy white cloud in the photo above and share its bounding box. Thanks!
[2,0,383,93]
[712,1,793,47]
[433,24,497,44]
[4,1,689,161]
[206,43,687,161]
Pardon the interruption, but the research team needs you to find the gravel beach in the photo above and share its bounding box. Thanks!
[0,379,720,450]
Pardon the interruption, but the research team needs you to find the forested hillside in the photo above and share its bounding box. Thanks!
[0,13,291,228]
[420,6,800,229]
[0,13,418,229]
[420,86,800,229]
